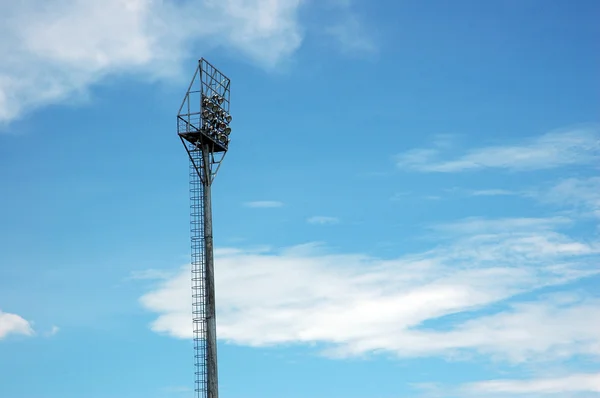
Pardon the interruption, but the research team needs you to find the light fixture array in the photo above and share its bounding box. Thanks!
[201,94,232,144]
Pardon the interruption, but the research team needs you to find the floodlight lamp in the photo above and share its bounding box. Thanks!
[225,115,232,123]
[210,94,223,105]
[224,126,232,135]
[218,122,226,130]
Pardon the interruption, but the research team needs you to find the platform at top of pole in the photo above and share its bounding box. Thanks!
[178,129,228,153]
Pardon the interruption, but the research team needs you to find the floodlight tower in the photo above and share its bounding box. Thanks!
[177,59,231,398]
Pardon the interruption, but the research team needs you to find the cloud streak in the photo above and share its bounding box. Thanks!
[470,189,516,196]
[396,127,600,172]
[544,176,600,219]
[462,372,600,396]
[307,216,339,225]
[140,216,600,363]
[243,200,284,208]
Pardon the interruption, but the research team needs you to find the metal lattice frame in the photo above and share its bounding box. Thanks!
[177,59,231,398]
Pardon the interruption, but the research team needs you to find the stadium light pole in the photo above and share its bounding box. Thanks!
[177,58,231,398]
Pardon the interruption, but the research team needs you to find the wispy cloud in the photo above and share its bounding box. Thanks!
[461,372,600,396]
[323,0,377,54]
[243,201,284,208]
[139,216,600,363]
[470,189,516,196]
[45,325,60,337]
[0,310,34,339]
[128,269,173,281]
[544,177,600,219]
[396,127,600,172]
[307,216,339,225]
[326,16,377,55]
[0,0,304,124]
[162,386,192,394]
[390,191,411,201]
[430,216,572,235]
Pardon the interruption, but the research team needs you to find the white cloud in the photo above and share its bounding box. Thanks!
[395,127,600,172]
[462,372,600,396]
[243,200,284,208]
[307,216,339,225]
[140,216,600,363]
[0,0,304,123]
[411,295,600,363]
[0,310,34,339]
[544,177,600,219]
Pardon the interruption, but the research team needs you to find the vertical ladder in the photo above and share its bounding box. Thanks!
[189,145,208,398]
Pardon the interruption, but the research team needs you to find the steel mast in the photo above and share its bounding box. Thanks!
[177,59,231,398]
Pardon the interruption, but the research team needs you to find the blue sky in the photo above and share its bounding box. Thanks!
[1,0,599,397]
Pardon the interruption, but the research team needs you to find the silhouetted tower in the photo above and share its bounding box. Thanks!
[177,59,231,398]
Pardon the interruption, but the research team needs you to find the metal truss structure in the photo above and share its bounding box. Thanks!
[177,58,231,398]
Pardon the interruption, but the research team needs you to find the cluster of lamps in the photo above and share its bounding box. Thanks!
[202,94,232,144]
